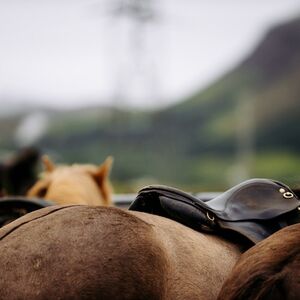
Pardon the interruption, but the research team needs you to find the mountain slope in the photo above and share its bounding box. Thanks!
[4,17,300,191]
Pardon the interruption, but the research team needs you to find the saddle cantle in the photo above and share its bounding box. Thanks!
[129,178,300,244]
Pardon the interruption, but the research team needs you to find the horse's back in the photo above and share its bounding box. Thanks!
[0,206,240,300]
[131,211,241,299]
[0,206,168,299]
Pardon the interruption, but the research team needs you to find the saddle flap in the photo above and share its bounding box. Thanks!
[130,188,216,233]
[160,196,214,232]
[151,194,283,244]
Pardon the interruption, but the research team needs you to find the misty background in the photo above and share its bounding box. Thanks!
[0,0,299,193]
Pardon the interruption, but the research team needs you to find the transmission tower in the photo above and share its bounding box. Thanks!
[107,0,161,108]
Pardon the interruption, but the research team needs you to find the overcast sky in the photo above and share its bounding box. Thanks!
[0,0,299,109]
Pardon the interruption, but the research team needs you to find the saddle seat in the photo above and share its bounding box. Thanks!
[129,178,300,244]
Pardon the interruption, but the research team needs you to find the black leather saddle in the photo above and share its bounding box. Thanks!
[0,197,54,227]
[129,178,300,244]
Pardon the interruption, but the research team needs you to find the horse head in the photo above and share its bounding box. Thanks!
[27,155,113,206]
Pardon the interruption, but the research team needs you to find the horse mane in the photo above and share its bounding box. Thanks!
[217,223,300,300]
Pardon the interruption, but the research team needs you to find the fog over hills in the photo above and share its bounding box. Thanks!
[1,17,300,191]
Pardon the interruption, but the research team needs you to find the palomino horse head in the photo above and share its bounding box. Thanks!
[27,156,113,206]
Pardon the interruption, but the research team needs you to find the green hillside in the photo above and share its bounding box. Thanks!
[3,17,300,192]
[41,17,300,191]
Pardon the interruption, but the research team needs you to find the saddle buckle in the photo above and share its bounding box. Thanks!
[206,212,215,222]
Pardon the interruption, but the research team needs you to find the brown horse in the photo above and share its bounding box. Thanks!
[27,155,113,206]
[0,205,241,300]
[217,223,300,300]
[1,178,297,299]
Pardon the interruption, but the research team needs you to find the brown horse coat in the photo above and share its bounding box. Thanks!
[0,205,241,300]
[217,223,300,300]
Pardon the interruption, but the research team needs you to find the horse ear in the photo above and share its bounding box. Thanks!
[94,156,113,184]
[42,155,55,172]
[91,156,114,206]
